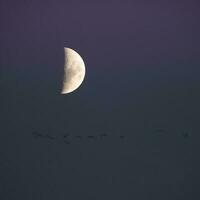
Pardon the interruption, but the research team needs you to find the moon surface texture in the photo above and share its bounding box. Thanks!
[61,47,86,94]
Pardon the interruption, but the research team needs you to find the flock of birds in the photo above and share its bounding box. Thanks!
[32,129,190,145]
[32,131,126,145]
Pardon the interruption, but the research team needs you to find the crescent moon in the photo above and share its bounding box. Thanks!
[61,47,86,94]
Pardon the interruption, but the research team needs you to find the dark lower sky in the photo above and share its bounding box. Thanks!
[1,0,200,199]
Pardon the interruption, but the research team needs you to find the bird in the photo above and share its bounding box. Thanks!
[32,131,43,138]
[32,131,55,140]
[63,134,70,138]
[182,131,189,139]
[44,134,56,140]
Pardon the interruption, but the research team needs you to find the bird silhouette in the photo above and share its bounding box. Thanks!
[32,131,55,140]
[182,131,189,139]
[44,134,56,140]
[32,131,43,138]
[63,134,70,139]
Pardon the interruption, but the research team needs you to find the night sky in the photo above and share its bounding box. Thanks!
[1,0,200,199]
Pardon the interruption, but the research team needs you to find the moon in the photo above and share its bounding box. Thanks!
[61,47,86,94]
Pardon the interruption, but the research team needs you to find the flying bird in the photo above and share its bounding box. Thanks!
[32,131,43,138]
[63,134,70,138]
[45,135,56,140]
[182,131,189,139]
[32,131,55,140]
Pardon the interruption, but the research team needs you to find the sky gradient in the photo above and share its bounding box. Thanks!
[1,0,200,199]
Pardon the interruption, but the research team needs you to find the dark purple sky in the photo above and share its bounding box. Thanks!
[1,1,200,199]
